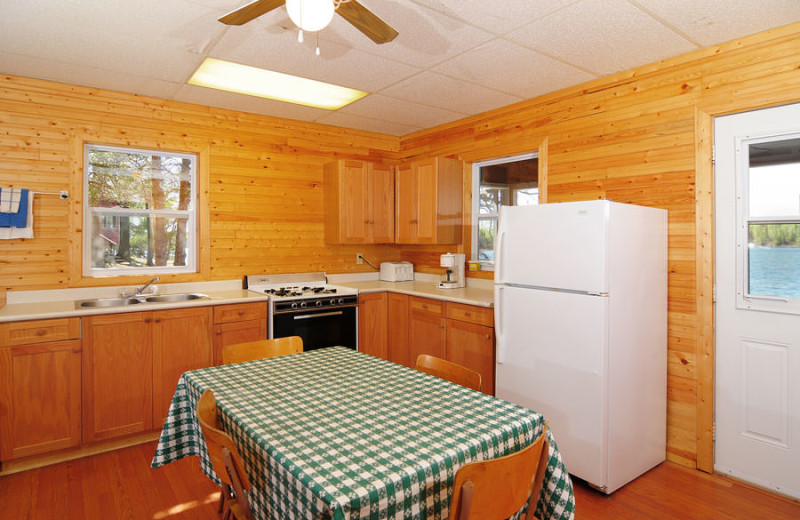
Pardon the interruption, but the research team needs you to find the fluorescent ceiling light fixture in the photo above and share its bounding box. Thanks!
[188,57,368,110]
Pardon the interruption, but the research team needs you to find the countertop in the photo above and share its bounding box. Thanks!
[0,281,268,324]
[0,274,494,324]
[333,273,494,308]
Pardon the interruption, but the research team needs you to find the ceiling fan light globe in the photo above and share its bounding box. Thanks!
[286,0,335,32]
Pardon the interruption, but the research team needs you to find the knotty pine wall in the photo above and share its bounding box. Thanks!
[401,22,800,470]
[0,75,403,291]
[2,21,800,472]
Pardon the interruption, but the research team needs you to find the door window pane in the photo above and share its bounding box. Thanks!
[745,137,800,299]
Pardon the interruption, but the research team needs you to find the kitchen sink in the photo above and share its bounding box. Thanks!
[74,293,208,309]
[75,297,144,309]
[144,293,208,303]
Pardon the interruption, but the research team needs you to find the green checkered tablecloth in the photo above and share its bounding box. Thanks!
[152,347,575,520]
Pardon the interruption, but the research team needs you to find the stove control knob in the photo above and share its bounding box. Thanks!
[316,301,322,307]
[330,298,337,306]
[300,301,308,309]
[338,298,344,305]
[290,302,298,310]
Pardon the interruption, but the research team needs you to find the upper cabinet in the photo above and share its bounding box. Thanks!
[324,160,394,244]
[395,157,463,244]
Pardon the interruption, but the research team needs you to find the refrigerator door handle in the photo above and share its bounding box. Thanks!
[495,285,506,363]
[495,229,506,283]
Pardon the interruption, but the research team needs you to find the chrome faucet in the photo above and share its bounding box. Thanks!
[135,276,160,296]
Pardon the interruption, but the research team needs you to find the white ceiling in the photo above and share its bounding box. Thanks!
[2,0,799,136]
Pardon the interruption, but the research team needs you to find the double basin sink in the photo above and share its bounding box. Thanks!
[74,293,208,309]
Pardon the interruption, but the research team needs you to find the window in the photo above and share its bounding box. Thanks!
[83,144,197,277]
[737,134,800,311]
[472,153,538,269]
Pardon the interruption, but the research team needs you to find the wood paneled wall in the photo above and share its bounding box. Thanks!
[0,75,402,290]
[400,22,800,469]
[2,21,800,471]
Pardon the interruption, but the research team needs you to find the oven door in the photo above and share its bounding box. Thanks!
[272,305,358,351]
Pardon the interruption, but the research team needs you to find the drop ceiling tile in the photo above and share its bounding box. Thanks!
[508,0,696,76]
[432,38,596,99]
[408,0,578,35]
[0,0,222,83]
[379,71,523,114]
[317,0,495,68]
[338,95,465,128]
[634,0,800,47]
[209,21,421,92]
[174,83,330,122]
[0,52,185,100]
[315,112,422,137]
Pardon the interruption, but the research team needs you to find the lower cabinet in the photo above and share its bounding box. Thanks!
[358,293,388,359]
[212,302,268,365]
[357,293,495,395]
[82,312,153,442]
[0,318,82,460]
[83,307,213,442]
[153,307,213,425]
[408,297,447,361]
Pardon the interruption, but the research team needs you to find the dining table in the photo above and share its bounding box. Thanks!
[151,346,575,520]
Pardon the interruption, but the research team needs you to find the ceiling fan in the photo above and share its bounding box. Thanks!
[219,0,399,44]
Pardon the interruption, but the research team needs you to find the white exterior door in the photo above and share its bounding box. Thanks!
[714,104,800,499]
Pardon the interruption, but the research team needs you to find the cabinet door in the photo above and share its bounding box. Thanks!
[414,160,438,244]
[153,307,213,426]
[83,312,153,442]
[408,297,446,363]
[395,164,417,243]
[358,292,388,359]
[387,293,410,367]
[325,160,369,243]
[0,340,81,460]
[446,319,495,395]
[213,320,267,365]
[369,163,395,243]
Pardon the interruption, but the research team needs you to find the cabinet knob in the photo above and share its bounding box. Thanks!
[36,329,46,336]
[238,311,245,316]
[144,319,152,323]
[155,319,161,323]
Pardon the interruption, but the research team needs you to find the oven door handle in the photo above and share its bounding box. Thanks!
[293,311,344,320]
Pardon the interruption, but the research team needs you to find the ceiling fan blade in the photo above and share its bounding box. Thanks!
[337,0,399,44]
[219,0,286,26]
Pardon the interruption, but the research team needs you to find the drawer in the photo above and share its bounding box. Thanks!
[410,297,444,317]
[213,302,267,324]
[446,302,494,327]
[0,318,80,347]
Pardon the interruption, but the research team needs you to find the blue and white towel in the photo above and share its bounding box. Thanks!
[0,189,33,239]
[0,187,23,213]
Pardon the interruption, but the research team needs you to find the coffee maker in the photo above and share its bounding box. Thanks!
[437,253,466,289]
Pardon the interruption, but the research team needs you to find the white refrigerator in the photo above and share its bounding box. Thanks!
[494,200,667,494]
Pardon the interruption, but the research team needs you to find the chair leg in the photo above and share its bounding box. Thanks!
[218,485,226,514]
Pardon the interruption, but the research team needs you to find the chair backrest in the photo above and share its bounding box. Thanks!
[415,354,482,392]
[196,389,252,491]
[222,336,303,365]
[448,423,550,520]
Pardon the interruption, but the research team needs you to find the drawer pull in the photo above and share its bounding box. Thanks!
[36,329,47,336]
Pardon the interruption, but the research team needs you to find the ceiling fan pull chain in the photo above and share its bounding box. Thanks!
[298,28,304,43]
[316,32,321,56]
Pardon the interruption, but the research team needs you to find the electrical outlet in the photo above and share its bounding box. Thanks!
[356,253,364,265]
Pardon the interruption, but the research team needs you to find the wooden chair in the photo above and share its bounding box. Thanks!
[415,354,482,392]
[221,336,303,365]
[196,390,255,520]
[448,423,550,520]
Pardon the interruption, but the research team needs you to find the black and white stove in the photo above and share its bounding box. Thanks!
[245,272,358,351]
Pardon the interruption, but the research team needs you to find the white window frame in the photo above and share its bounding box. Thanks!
[83,144,198,277]
[471,152,537,269]
[735,132,800,314]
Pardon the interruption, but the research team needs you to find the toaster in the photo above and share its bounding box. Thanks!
[379,262,414,282]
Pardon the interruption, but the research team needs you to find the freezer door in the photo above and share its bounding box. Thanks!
[495,201,609,293]
[495,284,608,488]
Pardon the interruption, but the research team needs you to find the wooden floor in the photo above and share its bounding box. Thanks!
[0,441,798,519]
